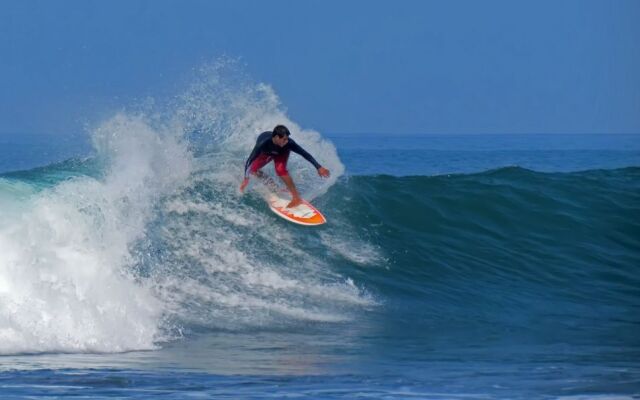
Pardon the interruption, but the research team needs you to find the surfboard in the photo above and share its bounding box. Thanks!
[266,194,326,226]
[254,173,326,225]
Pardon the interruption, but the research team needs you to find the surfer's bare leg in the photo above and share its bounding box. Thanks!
[239,177,249,192]
[241,169,279,194]
[280,175,303,208]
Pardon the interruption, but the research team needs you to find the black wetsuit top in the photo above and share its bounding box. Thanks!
[244,131,321,176]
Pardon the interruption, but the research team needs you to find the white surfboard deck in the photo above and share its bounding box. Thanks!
[266,194,326,226]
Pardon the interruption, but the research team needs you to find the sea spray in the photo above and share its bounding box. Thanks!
[171,60,345,199]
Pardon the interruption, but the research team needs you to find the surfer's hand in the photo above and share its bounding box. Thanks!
[239,177,249,193]
[318,167,330,178]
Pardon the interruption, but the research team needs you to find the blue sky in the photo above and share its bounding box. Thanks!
[1,0,639,135]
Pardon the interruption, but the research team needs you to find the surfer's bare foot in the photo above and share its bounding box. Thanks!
[287,197,303,208]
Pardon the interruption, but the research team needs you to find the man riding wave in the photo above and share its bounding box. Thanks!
[240,125,330,208]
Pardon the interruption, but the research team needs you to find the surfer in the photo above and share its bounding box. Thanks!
[240,125,330,208]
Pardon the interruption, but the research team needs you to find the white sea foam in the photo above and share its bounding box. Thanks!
[319,231,386,267]
[0,114,191,354]
[151,181,375,331]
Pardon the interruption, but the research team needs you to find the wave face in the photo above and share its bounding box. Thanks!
[320,167,640,349]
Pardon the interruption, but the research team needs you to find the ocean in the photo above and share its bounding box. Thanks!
[0,74,639,399]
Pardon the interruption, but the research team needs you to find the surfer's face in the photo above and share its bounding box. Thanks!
[273,134,289,147]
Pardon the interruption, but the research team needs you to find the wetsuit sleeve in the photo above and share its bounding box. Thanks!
[244,133,271,177]
[288,139,322,169]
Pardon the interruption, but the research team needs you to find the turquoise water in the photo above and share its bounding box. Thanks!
[0,129,638,398]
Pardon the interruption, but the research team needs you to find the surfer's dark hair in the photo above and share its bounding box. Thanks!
[272,125,291,138]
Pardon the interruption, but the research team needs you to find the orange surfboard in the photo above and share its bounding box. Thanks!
[267,194,326,226]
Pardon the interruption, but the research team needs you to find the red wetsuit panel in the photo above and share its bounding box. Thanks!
[248,151,290,176]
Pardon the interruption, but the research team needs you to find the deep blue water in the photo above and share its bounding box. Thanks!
[1,132,639,399]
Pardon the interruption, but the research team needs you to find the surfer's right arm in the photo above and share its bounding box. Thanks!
[287,140,331,178]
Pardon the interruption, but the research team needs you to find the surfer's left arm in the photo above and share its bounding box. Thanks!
[288,140,331,178]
